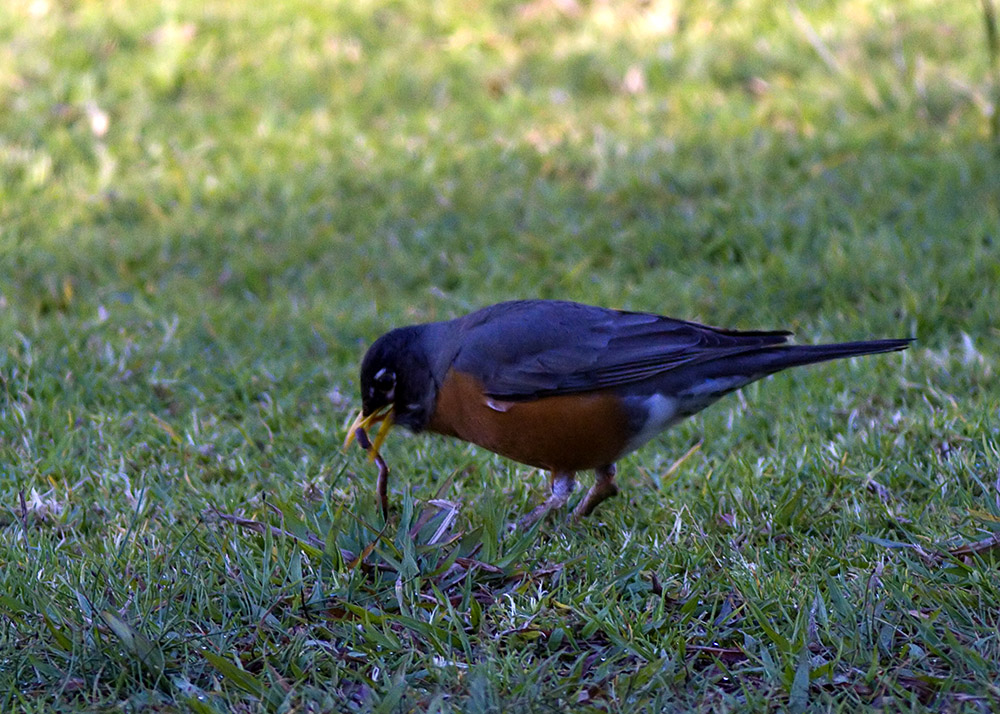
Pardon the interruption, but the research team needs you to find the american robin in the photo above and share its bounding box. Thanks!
[345,300,911,527]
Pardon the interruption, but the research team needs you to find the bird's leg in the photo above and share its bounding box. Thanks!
[517,471,576,530]
[571,463,619,520]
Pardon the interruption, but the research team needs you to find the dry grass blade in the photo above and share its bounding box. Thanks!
[206,508,323,547]
[454,556,506,575]
[660,441,702,484]
[409,471,461,537]
[426,500,460,545]
[947,531,1000,559]
[686,645,747,663]
[790,4,845,77]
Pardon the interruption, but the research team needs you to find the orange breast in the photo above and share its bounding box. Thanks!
[427,369,630,472]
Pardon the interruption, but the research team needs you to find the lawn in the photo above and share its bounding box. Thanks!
[1,0,999,711]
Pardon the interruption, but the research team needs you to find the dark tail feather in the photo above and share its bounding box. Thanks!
[733,338,914,376]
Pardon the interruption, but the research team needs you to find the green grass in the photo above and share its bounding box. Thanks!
[2,0,999,711]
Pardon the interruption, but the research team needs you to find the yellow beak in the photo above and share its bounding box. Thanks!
[344,406,395,461]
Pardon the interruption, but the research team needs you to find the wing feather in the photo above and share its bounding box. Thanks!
[449,300,790,400]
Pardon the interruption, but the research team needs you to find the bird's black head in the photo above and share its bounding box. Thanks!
[355,325,435,433]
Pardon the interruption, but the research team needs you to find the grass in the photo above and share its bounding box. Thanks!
[1,0,999,710]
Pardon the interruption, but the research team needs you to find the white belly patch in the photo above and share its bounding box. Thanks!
[623,394,680,453]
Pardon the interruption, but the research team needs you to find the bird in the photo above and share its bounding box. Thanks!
[344,299,911,527]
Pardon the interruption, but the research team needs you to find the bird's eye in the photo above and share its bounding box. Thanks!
[373,368,396,391]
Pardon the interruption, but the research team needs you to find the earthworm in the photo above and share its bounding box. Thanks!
[354,426,389,520]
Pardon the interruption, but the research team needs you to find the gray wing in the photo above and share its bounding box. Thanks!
[450,300,791,400]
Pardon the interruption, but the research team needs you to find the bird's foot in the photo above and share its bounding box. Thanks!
[511,471,576,532]
[570,464,619,521]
